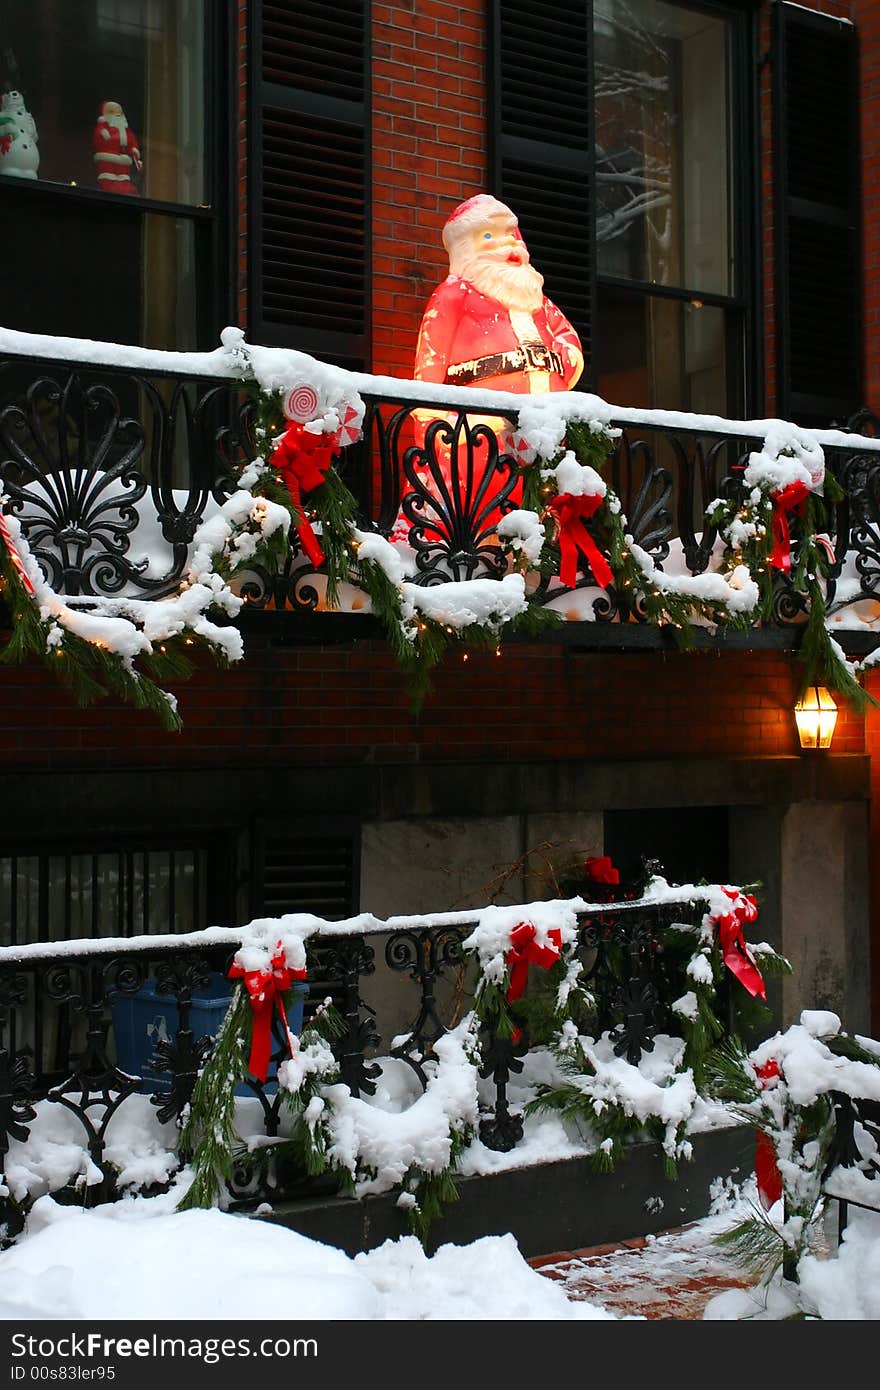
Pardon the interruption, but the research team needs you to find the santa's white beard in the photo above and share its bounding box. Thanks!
[102,114,130,141]
[454,253,545,312]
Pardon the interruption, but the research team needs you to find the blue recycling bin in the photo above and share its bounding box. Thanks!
[111,971,308,1094]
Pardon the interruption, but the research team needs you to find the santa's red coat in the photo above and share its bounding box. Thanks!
[414,276,583,394]
[93,118,141,194]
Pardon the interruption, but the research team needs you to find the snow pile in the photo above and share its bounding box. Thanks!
[1,493,245,667]
[323,1025,480,1196]
[551,450,607,499]
[496,508,546,566]
[353,528,417,585]
[568,1034,698,1165]
[0,1191,609,1321]
[629,540,760,617]
[743,423,826,495]
[400,573,528,631]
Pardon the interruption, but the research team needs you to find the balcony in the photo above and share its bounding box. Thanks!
[2,326,880,700]
[0,886,766,1251]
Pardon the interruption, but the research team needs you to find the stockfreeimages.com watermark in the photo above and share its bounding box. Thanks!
[10,1332,317,1371]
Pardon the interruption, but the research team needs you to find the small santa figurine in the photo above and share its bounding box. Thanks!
[93,100,142,195]
[414,194,584,397]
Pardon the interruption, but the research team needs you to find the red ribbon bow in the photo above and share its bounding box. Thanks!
[505,922,563,1044]
[228,942,307,1083]
[548,492,614,590]
[583,855,620,886]
[269,421,337,568]
[713,888,765,1000]
[754,1059,783,1211]
[769,481,810,573]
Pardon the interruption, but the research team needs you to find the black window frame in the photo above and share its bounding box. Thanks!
[490,0,763,418]
[0,0,236,351]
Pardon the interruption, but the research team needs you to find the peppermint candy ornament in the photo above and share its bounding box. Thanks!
[335,399,363,448]
[283,383,320,423]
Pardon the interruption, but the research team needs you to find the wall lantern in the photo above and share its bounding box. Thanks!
[794,685,838,749]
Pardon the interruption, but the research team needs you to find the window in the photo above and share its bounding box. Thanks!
[603,806,730,886]
[1,842,218,945]
[0,1,226,350]
[594,0,743,414]
[252,821,360,920]
[1,838,227,1078]
[492,0,753,416]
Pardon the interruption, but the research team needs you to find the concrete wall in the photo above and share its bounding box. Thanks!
[781,802,871,1034]
[352,760,871,1044]
[358,811,603,1041]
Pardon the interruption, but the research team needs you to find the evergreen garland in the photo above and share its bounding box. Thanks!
[701,1031,880,1285]
[0,543,213,734]
[4,358,875,722]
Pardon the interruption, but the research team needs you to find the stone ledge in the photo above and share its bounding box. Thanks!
[254,1123,754,1259]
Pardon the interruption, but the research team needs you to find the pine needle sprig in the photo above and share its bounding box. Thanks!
[405,1124,471,1243]
[702,1038,761,1107]
[713,1208,785,1281]
[177,984,251,1210]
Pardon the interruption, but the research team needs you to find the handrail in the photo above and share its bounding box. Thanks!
[2,323,879,453]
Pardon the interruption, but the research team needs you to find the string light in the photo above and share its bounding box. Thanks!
[462,652,469,662]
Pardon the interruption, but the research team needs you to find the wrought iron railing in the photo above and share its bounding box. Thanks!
[0,896,696,1230]
[2,333,880,636]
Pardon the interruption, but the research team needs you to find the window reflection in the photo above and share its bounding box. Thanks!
[1,847,207,944]
[595,0,733,296]
[596,283,728,414]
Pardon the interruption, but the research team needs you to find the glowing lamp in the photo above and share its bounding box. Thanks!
[794,686,837,749]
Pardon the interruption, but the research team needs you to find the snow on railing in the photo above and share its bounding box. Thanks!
[2,322,879,453]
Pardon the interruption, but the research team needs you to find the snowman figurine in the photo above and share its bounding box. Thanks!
[0,89,39,179]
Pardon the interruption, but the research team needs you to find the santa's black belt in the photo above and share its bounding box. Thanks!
[446,345,564,386]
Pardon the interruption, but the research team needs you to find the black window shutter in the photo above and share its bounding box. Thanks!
[253,821,360,920]
[252,819,360,1023]
[249,0,370,369]
[773,3,861,426]
[489,0,595,385]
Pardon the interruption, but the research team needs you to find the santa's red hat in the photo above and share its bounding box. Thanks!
[442,194,517,254]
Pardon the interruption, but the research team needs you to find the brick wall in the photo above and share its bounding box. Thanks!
[0,643,864,769]
[371,0,488,378]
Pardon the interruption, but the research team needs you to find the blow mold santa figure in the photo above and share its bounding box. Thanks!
[414,193,583,397]
[402,194,583,536]
[93,100,142,194]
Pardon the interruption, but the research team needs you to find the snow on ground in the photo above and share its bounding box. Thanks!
[0,1186,611,1322]
[1,1178,878,1321]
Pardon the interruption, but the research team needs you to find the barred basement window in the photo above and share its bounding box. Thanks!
[0,844,212,946]
[1,841,215,1083]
